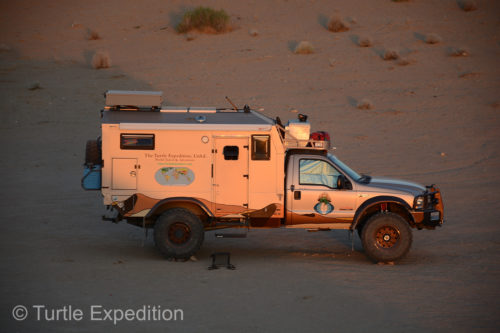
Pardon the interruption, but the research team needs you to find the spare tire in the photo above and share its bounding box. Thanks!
[85,139,101,165]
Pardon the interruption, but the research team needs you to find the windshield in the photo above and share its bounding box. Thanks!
[327,154,362,182]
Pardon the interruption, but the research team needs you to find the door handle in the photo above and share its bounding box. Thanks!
[130,171,136,177]
[294,191,301,200]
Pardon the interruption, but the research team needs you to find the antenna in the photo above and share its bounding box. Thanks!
[225,96,238,111]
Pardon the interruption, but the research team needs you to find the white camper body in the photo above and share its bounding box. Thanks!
[100,106,286,224]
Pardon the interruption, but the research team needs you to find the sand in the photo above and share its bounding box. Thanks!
[0,0,499,332]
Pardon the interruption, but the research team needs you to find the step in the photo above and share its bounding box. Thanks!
[214,233,247,238]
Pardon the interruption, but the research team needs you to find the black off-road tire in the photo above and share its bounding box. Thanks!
[154,208,204,260]
[361,212,412,263]
[85,140,101,165]
[357,224,364,238]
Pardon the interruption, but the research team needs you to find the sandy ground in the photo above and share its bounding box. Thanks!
[1,0,499,332]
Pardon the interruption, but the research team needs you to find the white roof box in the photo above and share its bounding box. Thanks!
[105,90,163,108]
[285,119,311,147]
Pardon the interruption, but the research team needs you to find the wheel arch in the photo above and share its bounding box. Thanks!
[352,196,414,232]
[146,197,214,226]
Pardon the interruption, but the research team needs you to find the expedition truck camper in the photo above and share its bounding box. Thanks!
[82,90,444,263]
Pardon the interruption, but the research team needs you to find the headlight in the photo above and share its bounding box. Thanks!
[414,196,424,209]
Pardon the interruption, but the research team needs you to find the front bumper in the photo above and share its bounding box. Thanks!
[411,186,444,229]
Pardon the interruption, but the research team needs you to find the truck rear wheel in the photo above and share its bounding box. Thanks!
[154,208,204,260]
[361,212,412,263]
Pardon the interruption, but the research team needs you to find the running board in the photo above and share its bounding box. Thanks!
[285,223,352,230]
[215,233,247,238]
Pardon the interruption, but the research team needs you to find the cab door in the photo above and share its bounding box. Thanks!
[288,157,357,225]
[213,137,249,216]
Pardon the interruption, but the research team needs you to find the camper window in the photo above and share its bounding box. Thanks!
[223,146,239,160]
[120,134,155,150]
[251,135,270,160]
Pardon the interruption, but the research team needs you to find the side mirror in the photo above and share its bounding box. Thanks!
[337,175,346,189]
[337,175,352,190]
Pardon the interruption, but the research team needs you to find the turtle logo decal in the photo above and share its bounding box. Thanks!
[314,193,334,215]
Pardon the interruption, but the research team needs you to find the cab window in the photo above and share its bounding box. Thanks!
[299,159,341,188]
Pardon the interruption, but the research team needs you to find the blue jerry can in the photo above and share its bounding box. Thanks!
[82,165,101,190]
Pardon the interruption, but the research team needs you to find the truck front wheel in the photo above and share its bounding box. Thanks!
[154,208,204,260]
[361,212,412,263]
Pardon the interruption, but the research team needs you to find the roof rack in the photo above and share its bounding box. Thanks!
[279,116,331,150]
[105,90,162,111]
[284,137,330,150]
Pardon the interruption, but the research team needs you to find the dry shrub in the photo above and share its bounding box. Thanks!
[383,49,399,60]
[0,43,11,52]
[249,29,259,37]
[425,33,442,44]
[397,58,411,66]
[28,82,42,90]
[459,71,480,79]
[294,41,314,54]
[327,16,349,32]
[460,0,478,11]
[385,109,403,115]
[358,36,373,47]
[449,47,469,57]
[87,30,101,40]
[357,99,373,110]
[92,51,111,69]
[176,6,231,34]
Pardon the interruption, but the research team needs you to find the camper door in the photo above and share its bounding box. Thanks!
[213,137,249,215]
